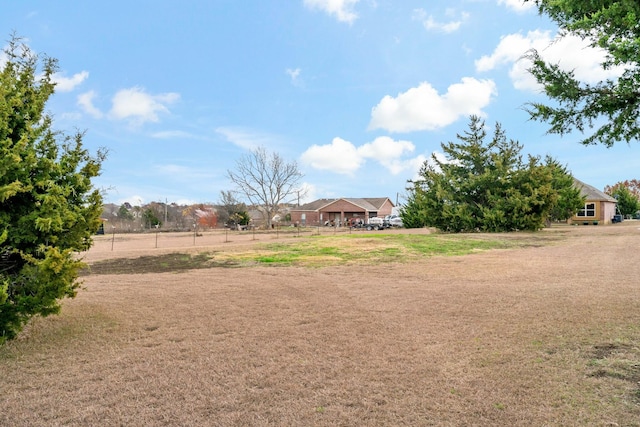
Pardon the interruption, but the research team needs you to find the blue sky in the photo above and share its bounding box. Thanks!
[3,0,638,206]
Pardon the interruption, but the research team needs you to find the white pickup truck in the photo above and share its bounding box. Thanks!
[364,215,404,229]
[349,217,385,230]
[363,217,386,230]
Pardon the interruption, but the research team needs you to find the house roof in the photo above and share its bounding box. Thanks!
[339,197,390,211]
[295,198,336,211]
[294,197,392,212]
[574,178,617,203]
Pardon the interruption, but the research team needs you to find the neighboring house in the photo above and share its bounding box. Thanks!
[570,179,618,225]
[246,205,294,228]
[247,208,266,226]
[290,197,394,226]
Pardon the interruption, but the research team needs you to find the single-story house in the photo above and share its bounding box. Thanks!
[569,178,618,225]
[290,197,394,226]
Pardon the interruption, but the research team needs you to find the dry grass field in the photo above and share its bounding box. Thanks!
[1,223,640,426]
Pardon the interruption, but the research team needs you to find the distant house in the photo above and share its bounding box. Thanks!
[290,197,394,226]
[570,179,617,225]
[246,205,294,228]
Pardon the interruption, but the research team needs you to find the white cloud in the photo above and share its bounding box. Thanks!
[358,136,418,175]
[476,30,625,92]
[109,87,179,125]
[475,31,537,72]
[359,136,414,159]
[52,71,89,92]
[215,127,276,150]
[301,135,427,176]
[304,0,360,24]
[405,154,429,181]
[497,0,535,12]
[368,78,497,133]
[77,90,103,118]
[286,67,304,87]
[301,137,363,175]
[297,182,318,205]
[414,8,469,33]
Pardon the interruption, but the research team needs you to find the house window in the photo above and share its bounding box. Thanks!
[577,202,596,217]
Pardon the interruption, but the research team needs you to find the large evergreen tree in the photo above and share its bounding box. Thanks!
[401,116,576,232]
[0,37,105,343]
[525,0,640,146]
[544,156,585,223]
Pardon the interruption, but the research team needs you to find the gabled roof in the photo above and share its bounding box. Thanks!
[349,197,391,210]
[295,198,336,211]
[294,197,393,212]
[335,197,391,211]
[574,178,617,203]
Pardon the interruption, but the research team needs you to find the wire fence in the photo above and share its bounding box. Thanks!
[92,224,384,254]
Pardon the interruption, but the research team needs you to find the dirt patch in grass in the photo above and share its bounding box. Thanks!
[2,222,640,426]
[82,252,238,275]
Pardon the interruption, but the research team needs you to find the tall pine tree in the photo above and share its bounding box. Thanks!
[0,36,105,343]
[402,116,577,232]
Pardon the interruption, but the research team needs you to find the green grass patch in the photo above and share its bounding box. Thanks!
[237,233,519,266]
[84,232,556,273]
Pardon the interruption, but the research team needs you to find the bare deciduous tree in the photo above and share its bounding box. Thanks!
[227,146,304,229]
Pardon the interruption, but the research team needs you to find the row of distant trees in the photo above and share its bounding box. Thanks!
[104,144,306,233]
[104,192,253,232]
[103,144,304,233]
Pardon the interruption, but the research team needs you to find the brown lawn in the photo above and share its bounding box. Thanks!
[1,223,640,426]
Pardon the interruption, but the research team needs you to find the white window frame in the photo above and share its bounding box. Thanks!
[577,202,596,217]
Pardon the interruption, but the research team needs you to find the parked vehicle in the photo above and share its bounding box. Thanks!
[350,217,386,230]
[365,217,385,230]
[385,214,403,227]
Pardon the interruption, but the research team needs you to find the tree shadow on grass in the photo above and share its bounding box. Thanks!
[81,252,239,275]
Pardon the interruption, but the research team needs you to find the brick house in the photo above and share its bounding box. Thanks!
[569,179,617,225]
[290,197,394,226]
